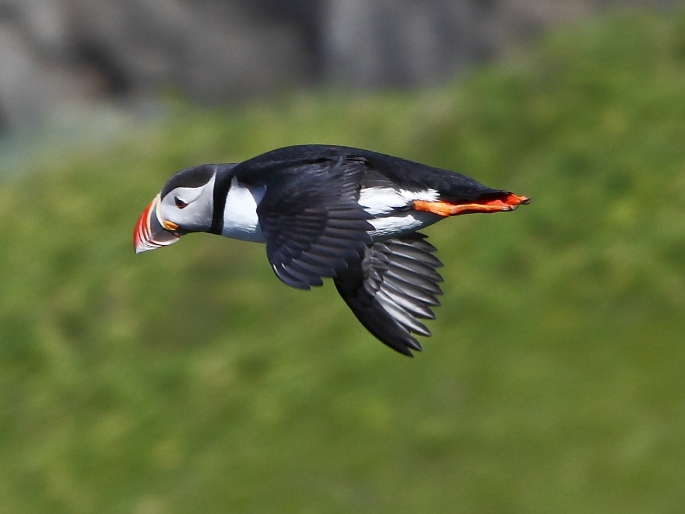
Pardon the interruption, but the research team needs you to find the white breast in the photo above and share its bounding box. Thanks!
[221,177,267,243]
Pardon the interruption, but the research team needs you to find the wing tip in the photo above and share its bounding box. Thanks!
[384,335,424,357]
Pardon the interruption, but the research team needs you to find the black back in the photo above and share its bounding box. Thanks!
[230,145,506,201]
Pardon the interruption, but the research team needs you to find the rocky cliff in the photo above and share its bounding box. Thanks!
[0,0,677,131]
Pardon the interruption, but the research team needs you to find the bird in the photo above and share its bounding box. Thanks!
[133,145,529,356]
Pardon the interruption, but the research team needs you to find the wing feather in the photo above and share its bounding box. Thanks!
[334,232,444,355]
[257,158,373,289]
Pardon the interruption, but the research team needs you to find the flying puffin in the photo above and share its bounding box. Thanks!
[134,145,529,356]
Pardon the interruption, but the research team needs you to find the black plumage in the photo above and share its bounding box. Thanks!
[135,144,530,355]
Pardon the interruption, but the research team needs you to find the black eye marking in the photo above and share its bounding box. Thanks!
[174,196,188,209]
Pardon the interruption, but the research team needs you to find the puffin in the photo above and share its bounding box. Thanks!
[134,145,529,355]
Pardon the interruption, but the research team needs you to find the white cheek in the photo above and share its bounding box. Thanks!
[177,205,212,229]
[161,177,215,231]
[159,204,205,231]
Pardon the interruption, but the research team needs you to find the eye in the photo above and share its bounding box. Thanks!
[174,196,188,209]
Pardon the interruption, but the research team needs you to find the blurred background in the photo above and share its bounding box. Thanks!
[2,1,685,513]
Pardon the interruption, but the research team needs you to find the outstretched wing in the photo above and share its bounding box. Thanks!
[256,157,374,289]
[334,232,444,355]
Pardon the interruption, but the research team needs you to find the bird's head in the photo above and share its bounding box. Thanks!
[134,164,222,254]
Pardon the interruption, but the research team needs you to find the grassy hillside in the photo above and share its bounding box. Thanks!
[2,10,685,514]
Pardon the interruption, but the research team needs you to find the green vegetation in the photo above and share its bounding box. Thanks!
[2,10,685,513]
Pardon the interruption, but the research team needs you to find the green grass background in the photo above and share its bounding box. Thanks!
[1,10,685,513]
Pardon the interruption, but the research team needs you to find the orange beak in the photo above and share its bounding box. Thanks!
[133,195,181,254]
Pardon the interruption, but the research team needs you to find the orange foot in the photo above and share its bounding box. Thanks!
[413,193,530,217]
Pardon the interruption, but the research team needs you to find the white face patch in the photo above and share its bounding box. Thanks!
[159,174,216,232]
[359,187,439,216]
[221,177,266,243]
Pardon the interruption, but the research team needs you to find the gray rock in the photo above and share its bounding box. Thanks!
[0,0,679,132]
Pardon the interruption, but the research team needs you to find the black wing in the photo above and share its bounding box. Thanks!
[334,232,444,356]
[256,157,374,289]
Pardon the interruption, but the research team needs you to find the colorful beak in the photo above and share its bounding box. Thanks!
[133,195,181,254]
